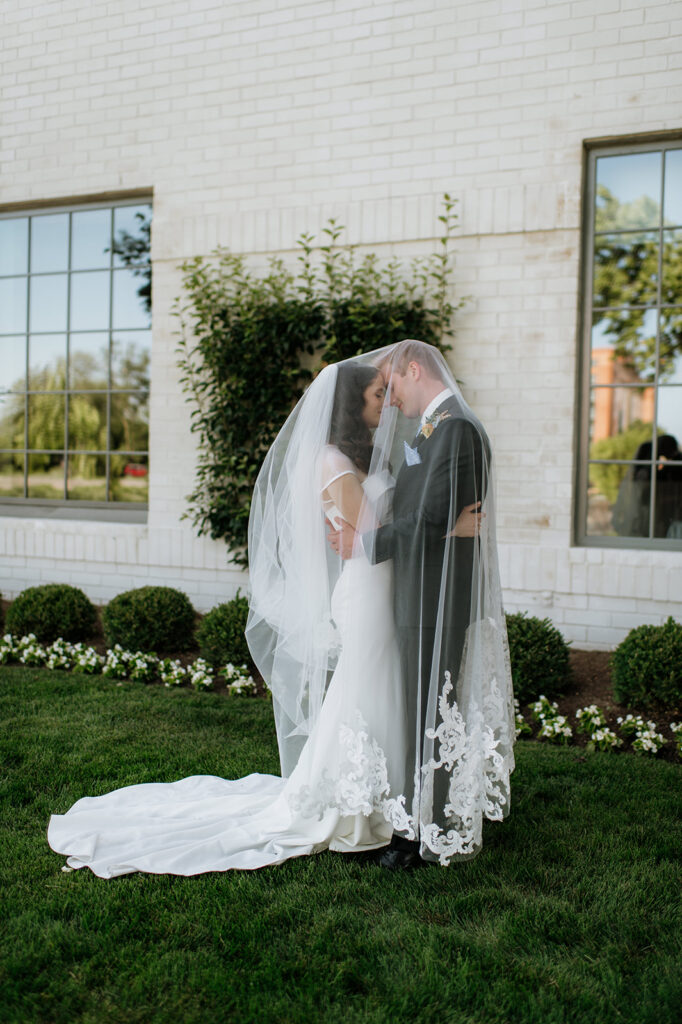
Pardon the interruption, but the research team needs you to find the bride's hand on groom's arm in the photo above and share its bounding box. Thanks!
[326,518,358,559]
[444,502,484,539]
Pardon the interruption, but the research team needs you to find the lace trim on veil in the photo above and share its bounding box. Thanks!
[287,667,513,866]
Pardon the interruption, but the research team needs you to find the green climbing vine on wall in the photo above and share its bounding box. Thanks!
[174,195,464,565]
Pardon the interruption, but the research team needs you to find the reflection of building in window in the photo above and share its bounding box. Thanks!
[590,348,654,441]
[0,200,152,507]
[580,140,682,545]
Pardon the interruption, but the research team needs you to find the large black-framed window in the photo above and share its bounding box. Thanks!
[0,198,151,509]
[577,139,682,548]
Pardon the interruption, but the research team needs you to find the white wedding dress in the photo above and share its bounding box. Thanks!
[48,467,409,877]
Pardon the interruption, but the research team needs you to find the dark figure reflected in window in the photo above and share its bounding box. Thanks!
[613,435,682,538]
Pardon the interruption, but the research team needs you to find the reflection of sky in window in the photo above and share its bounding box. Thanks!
[0,219,28,276]
[112,270,151,329]
[0,338,27,392]
[29,335,66,387]
[30,214,69,273]
[70,271,111,331]
[30,275,68,332]
[657,388,682,442]
[591,307,657,347]
[596,152,662,232]
[664,149,682,227]
[596,151,661,207]
[0,278,27,333]
[71,209,112,270]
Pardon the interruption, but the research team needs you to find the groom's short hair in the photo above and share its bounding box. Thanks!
[390,340,444,380]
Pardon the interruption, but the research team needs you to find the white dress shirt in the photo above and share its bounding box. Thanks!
[419,388,454,432]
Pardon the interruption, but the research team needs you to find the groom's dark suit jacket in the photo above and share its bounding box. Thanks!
[373,398,488,636]
[368,398,490,823]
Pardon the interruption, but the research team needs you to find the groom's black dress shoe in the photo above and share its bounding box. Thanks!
[377,846,422,870]
[377,835,423,870]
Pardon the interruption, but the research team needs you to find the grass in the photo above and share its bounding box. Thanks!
[1,666,681,1024]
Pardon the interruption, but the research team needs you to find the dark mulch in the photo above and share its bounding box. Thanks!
[535,648,680,762]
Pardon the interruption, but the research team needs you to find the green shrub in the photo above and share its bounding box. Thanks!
[611,617,682,709]
[5,584,96,643]
[505,612,571,704]
[175,198,463,566]
[196,593,250,669]
[103,586,195,654]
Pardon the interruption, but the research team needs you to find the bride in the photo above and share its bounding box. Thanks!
[48,360,411,875]
[48,343,515,876]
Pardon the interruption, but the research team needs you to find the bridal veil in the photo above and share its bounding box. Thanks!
[247,340,515,865]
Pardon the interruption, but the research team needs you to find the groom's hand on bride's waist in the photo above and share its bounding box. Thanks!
[326,519,358,560]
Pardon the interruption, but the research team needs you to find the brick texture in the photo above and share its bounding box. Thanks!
[1,0,681,639]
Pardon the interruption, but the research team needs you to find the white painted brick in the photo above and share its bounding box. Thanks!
[0,0,680,647]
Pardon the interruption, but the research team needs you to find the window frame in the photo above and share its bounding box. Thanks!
[575,134,682,551]
[0,194,152,520]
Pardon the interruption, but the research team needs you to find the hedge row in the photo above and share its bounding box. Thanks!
[1,584,250,670]
[1,586,680,709]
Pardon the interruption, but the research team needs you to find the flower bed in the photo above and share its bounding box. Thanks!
[0,633,258,697]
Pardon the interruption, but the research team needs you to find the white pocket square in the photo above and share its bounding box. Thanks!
[403,440,422,466]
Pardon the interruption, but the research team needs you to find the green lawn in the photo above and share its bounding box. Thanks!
[1,667,681,1024]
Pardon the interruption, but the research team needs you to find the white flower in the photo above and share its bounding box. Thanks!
[71,643,105,674]
[631,727,666,756]
[223,662,256,695]
[575,704,607,734]
[529,695,559,722]
[538,714,572,743]
[159,658,187,687]
[588,727,622,752]
[188,658,214,690]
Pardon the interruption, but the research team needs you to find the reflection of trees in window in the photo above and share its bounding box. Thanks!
[0,200,151,504]
[110,213,151,314]
[593,187,682,383]
[582,145,682,545]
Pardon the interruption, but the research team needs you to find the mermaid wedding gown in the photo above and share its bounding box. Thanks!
[47,466,409,877]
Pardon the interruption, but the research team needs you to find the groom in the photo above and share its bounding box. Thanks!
[328,340,487,869]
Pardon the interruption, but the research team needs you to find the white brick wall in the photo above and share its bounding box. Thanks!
[1,0,681,639]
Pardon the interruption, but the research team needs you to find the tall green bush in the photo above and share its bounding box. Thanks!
[611,617,682,709]
[175,198,464,565]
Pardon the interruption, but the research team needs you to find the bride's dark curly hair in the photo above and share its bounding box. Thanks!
[329,362,381,474]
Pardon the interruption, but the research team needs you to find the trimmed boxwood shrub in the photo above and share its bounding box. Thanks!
[5,584,96,643]
[196,593,250,669]
[611,616,682,709]
[505,611,571,704]
[103,586,196,654]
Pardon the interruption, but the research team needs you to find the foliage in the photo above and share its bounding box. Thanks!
[175,196,463,564]
[110,211,152,314]
[196,592,251,669]
[611,616,682,709]
[102,586,196,654]
[5,584,96,643]
[3,670,682,1024]
[505,612,571,704]
[589,419,659,504]
[594,187,682,383]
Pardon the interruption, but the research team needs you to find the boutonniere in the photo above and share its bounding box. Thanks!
[418,410,451,440]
